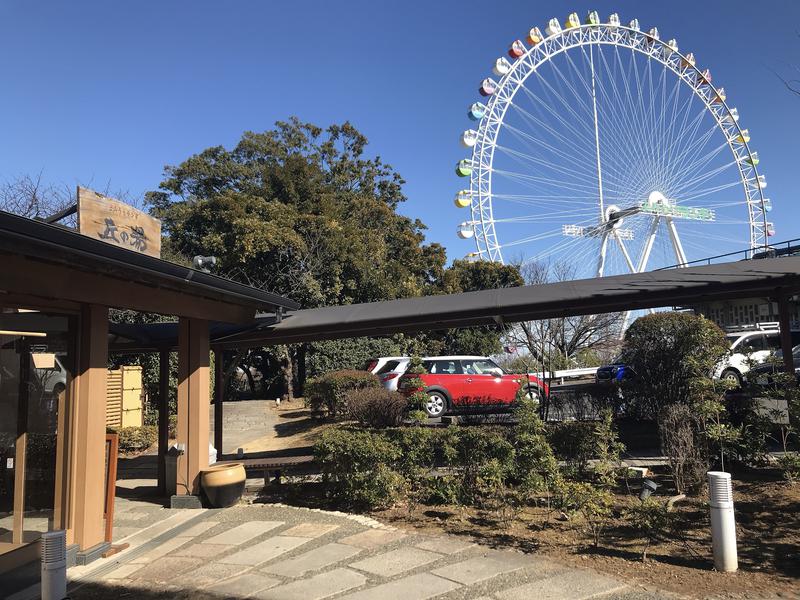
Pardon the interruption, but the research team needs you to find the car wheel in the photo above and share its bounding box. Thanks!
[425,391,448,418]
[523,386,541,402]
[721,369,742,387]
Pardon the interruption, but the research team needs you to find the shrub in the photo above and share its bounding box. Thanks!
[659,404,707,494]
[622,313,728,419]
[625,497,673,560]
[554,480,614,547]
[314,428,404,509]
[112,425,158,453]
[346,388,407,428]
[305,370,380,418]
[450,427,515,505]
[547,421,596,477]
[512,399,561,497]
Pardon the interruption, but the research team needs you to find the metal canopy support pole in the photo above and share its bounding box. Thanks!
[777,293,795,378]
[157,348,170,494]
[213,348,224,457]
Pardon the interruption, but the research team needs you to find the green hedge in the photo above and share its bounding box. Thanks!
[346,388,407,428]
[305,370,380,418]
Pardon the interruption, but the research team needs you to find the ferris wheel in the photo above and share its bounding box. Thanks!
[455,11,771,282]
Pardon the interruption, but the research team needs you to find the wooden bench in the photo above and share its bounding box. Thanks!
[216,455,314,486]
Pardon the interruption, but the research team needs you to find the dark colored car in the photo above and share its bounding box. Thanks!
[745,344,800,388]
[595,362,635,383]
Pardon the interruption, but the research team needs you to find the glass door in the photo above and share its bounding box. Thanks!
[0,310,74,557]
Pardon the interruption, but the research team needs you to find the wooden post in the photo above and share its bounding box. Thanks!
[104,433,119,543]
[176,318,210,496]
[12,340,30,544]
[213,348,224,456]
[72,304,108,550]
[157,348,170,494]
[777,294,795,378]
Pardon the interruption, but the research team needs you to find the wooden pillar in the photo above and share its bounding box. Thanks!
[157,348,170,494]
[71,304,108,550]
[777,294,795,378]
[213,348,224,456]
[176,318,210,496]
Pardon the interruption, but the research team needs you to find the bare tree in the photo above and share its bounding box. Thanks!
[506,260,623,369]
[0,174,76,223]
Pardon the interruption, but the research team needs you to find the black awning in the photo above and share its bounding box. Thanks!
[110,256,800,351]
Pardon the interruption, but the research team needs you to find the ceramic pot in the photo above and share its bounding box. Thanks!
[200,462,246,508]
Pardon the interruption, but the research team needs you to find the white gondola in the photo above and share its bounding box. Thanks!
[648,27,659,40]
[545,18,562,36]
[666,39,678,54]
[461,129,479,148]
[762,198,772,212]
[457,222,475,239]
[493,57,512,77]
[757,175,767,189]
[608,13,621,26]
[722,108,740,123]
[629,19,640,31]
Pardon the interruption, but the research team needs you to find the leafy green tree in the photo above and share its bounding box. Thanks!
[147,118,446,308]
[621,312,729,419]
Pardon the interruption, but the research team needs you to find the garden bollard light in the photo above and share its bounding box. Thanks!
[707,471,738,572]
[639,478,658,501]
[41,529,67,600]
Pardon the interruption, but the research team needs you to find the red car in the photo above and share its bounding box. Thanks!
[399,355,546,418]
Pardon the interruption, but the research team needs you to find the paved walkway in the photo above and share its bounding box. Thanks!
[58,500,671,600]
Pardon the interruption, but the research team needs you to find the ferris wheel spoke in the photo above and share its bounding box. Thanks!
[514,81,598,153]
[497,144,604,182]
[501,120,601,176]
[590,44,662,179]
[492,168,601,194]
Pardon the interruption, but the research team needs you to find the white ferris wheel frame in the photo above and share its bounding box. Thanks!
[468,23,769,266]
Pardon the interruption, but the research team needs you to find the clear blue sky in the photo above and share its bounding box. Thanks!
[1,0,798,263]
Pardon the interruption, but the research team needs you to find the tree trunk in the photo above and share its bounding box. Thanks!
[281,345,294,401]
[296,344,307,397]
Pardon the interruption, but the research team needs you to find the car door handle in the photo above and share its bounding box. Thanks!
[465,378,472,383]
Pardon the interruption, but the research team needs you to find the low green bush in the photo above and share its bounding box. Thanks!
[305,370,380,418]
[111,425,158,453]
[314,428,405,509]
[547,421,596,477]
[346,388,407,428]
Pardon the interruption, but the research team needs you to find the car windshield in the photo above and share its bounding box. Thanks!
[376,360,400,374]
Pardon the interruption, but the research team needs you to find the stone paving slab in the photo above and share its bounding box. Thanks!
[102,563,145,580]
[128,535,193,563]
[128,556,199,582]
[179,520,220,537]
[338,528,406,549]
[339,572,461,600]
[203,520,283,546]
[431,552,534,585]
[493,570,629,600]
[255,567,367,600]
[350,546,443,577]
[173,543,233,558]
[206,572,281,597]
[172,562,251,589]
[282,522,339,538]
[219,535,310,566]
[415,536,475,554]
[262,542,362,578]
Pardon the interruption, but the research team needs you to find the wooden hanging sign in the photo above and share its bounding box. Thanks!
[77,186,162,258]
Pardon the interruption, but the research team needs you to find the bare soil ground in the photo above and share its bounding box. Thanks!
[373,472,800,599]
